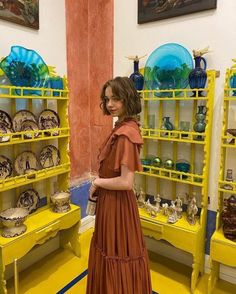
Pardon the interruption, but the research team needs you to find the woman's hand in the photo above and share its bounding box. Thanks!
[89,178,98,201]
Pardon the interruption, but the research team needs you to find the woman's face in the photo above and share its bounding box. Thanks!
[105,86,125,120]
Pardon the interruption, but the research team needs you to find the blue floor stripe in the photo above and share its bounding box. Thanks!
[56,269,88,293]
[57,268,158,293]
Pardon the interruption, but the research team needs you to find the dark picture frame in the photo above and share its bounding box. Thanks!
[0,0,39,30]
[138,0,217,24]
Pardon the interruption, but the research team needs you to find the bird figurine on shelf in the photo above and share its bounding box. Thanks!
[126,54,147,91]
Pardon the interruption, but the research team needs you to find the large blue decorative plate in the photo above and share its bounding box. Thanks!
[144,43,193,96]
[0,46,49,95]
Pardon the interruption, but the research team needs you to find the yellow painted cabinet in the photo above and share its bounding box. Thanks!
[208,69,236,293]
[136,71,215,293]
[0,79,81,293]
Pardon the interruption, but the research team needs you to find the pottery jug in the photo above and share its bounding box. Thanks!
[189,56,207,96]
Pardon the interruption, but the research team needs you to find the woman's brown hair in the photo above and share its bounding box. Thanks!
[100,77,141,116]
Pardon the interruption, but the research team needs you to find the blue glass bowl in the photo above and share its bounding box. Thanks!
[175,161,190,173]
[144,43,193,97]
[0,46,49,95]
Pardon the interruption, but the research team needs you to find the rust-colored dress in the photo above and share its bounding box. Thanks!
[86,118,152,294]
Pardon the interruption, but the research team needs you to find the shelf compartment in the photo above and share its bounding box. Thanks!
[0,127,69,146]
[137,165,203,186]
[0,163,70,192]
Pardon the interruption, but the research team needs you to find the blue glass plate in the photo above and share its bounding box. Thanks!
[144,43,193,97]
[230,74,236,96]
[0,46,49,95]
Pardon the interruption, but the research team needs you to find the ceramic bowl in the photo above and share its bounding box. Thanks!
[0,207,28,238]
[51,191,71,213]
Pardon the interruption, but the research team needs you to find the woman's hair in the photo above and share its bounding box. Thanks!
[100,76,142,116]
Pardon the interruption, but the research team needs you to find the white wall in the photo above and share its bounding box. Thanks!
[114,0,236,211]
[0,0,67,76]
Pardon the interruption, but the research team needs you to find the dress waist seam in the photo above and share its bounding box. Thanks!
[94,243,146,262]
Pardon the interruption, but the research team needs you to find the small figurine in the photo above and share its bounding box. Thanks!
[137,188,146,208]
[145,199,158,217]
[154,194,161,212]
[162,203,169,216]
[167,201,178,224]
[222,195,236,241]
[187,196,198,225]
[175,196,183,219]
[222,169,233,190]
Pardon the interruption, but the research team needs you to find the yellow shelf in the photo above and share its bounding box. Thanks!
[139,209,201,255]
[210,228,236,267]
[0,127,69,146]
[137,70,216,293]
[208,68,236,293]
[0,84,69,100]
[141,129,206,144]
[0,163,70,192]
[137,166,203,186]
[0,78,80,294]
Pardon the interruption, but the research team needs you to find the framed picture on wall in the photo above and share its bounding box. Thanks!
[0,0,39,30]
[138,0,217,24]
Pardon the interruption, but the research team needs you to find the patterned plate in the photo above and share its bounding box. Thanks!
[0,155,13,180]
[14,151,38,175]
[13,110,37,132]
[38,109,60,136]
[0,110,12,129]
[39,145,60,168]
[17,189,40,214]
[0,123,11,143]
[20,119,39,139]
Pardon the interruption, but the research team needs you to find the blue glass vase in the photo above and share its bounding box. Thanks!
[189,56,207,97]
[193,105,207,140]
[129,60,144,91]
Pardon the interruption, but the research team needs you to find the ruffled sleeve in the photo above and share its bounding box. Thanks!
[112,135,142,172]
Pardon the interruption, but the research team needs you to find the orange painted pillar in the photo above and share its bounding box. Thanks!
[65,0,113,183]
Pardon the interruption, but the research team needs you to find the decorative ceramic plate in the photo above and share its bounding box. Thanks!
[38,109,60,135]
[0,123,11,143]
[17,189,40,214]
[39,145,60,168]
[144,43,193,96]
[0,110,12,129]
[0,155,13,180]
[0,46,49,95]
[20,119,39,139]
[13,110,37,132]
[14,151,38,175]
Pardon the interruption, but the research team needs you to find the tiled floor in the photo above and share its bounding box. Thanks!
[6,228,236,294]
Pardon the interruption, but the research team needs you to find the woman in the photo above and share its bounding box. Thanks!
[86,77,152,294]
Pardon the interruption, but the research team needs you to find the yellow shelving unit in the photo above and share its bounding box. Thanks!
[0,80,81,293]
[136,70,215,293]
[208,68,236,293]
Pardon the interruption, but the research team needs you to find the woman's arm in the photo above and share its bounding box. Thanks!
[93,164,134,191]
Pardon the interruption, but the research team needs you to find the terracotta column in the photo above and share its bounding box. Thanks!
[65,0,113,184]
